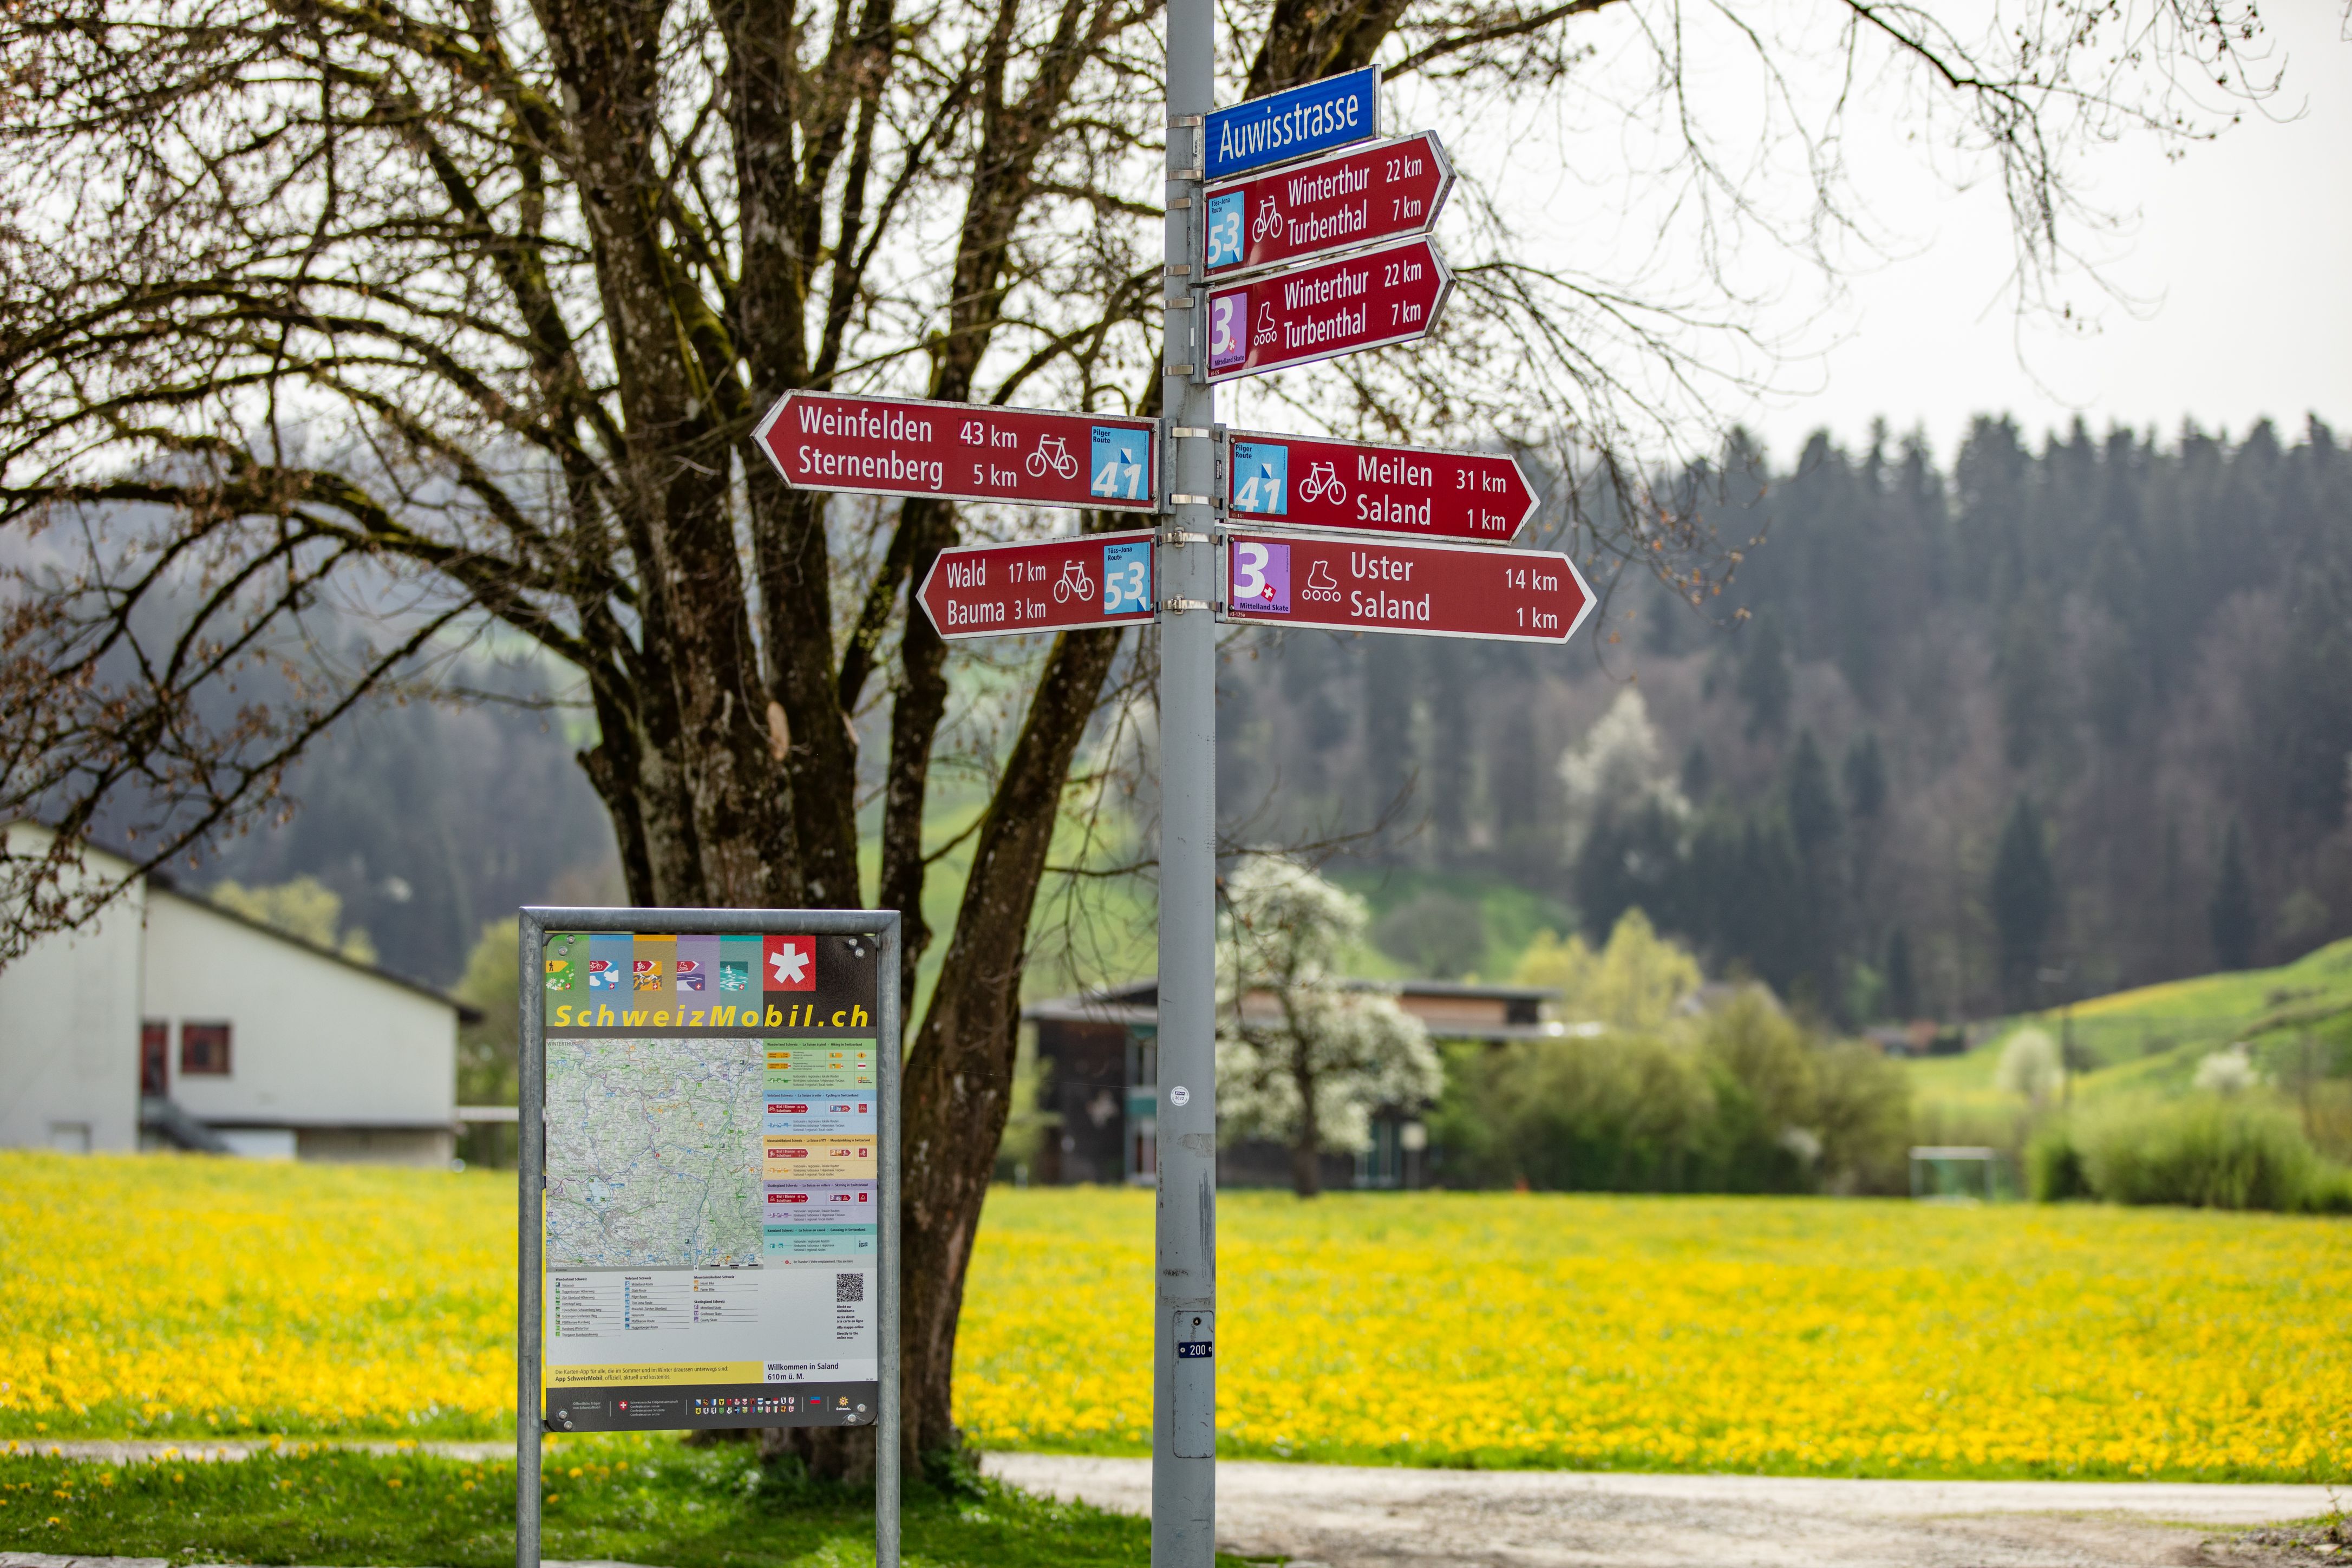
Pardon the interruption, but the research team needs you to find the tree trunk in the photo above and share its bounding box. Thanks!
[1290,1135,1323,1198]
[1291,1042,1323,1198]
[898,623,1126,1459]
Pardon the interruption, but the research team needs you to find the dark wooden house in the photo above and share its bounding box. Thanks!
[1021,976,1559,1188]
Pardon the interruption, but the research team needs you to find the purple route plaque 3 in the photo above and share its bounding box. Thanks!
[1229,538,1291,613]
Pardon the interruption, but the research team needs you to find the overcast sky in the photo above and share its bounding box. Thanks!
[1731,3,2352,465]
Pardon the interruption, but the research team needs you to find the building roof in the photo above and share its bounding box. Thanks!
[1022,975,1571,1043]
[8,820,481,1022]
[1341,978,1560,1003]
[1029,975,1561,1009]
[1021,991,1160,1028]
[150,881,485,1023]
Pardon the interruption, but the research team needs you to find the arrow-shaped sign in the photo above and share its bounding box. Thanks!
[917,531,1158,641]
[754,391,1158,512]
[1225,429,1536,543]
[1203,131,1453,282]
[1220,530,1593,644]
[1204,237,1451,383]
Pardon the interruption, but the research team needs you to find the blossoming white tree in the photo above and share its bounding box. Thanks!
[1557,689,1691,866]
[1217,857,1440,1197]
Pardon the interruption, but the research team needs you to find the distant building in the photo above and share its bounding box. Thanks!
[1022,976,1559,1188]
[1865,1019,1965,1057]
[1,824,478,1164]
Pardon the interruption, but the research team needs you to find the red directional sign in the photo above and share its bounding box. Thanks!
[753,391,1158,512]
[1226,429,1536,543]
[917,531,1158,641]
[1202,131,1453,281]
[1220,530,1592,644]
[1205,237,1451,383]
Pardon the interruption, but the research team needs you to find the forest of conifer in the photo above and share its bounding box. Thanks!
[1217,415,2352,1021]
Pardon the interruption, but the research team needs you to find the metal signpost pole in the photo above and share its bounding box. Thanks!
[875,916,902,1568]
[1157,0,1217,1555]
[515,909,546,1568]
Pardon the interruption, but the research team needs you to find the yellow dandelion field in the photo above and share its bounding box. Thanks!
[0,1154,514,1438]
[4,1154,2348,1480]
[960,1190,2352,1481]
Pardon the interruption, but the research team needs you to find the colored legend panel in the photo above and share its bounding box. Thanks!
[763,1182,879,1222]
[764,1226,880,1260]
[766,1044,877,1091]
[765,1094,877,1136]
[763,1136,878,1179]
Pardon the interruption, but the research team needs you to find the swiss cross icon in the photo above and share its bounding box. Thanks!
[765,934,815,990]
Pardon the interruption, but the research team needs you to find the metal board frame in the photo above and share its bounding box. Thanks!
[515,906,903,1568]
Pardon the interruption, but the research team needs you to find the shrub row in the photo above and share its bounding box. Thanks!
[2028,1097,2352,1212]
[1432,992,1915,1194]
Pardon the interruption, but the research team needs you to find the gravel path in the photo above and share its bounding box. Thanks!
[984,1453,2348,1568]
[10,1442,2341,1566]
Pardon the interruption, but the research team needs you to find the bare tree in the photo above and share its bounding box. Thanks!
[0,0,2262,1469]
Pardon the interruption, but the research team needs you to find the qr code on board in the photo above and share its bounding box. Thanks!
[835,1272,864,1303]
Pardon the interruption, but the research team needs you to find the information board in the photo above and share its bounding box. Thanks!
[534,925,888,1433]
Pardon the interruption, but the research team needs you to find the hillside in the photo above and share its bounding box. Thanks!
[1904,938,2352,1160]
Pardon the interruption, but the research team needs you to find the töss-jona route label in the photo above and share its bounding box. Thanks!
[1205,237,1451,382]
[753,390,1157,511]
[917,531,1158,640]
[1225,429,1537,542]
[1220,530,1593,643]
[1203,131,1453,281]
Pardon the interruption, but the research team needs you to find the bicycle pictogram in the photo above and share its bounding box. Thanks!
[1027,434,1080,479]
[1298,461,1346,505]
[1053,559,1096,604]
[1252,196,1284,241]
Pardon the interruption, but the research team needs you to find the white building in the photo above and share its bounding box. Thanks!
[1,824,476,1164]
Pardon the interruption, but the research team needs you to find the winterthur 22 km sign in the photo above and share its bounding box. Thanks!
[536,925,887,1432]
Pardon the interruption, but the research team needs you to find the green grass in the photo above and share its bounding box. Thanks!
[2053,938,2352,1068]
[1902,938,2352,1142]
[0,1441,1255,1568]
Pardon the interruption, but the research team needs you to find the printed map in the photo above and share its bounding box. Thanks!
[545,1036,765,1268]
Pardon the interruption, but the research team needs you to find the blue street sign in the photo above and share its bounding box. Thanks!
[1203,66,1381,181]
